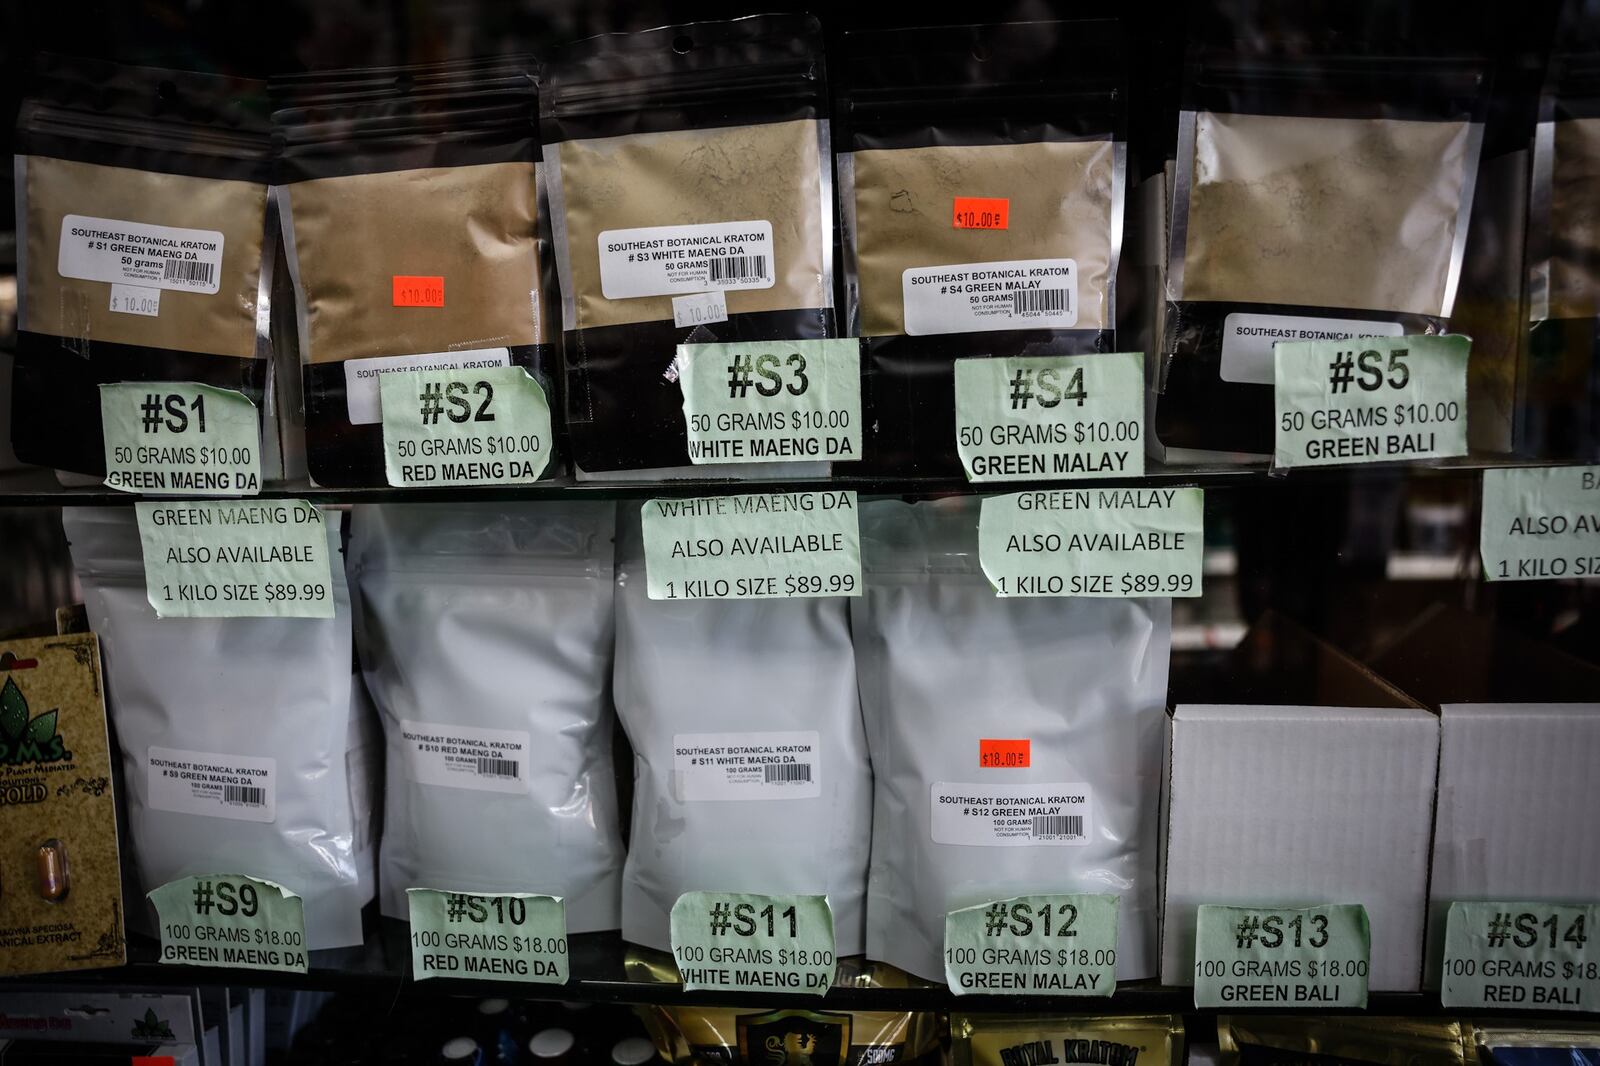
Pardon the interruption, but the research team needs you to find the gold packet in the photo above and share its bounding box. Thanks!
[1218,1016,1470,1066]
[952,1014,1184,1066]
[0,632,125,975]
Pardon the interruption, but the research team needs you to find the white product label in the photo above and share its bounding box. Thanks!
[109,284,161,317]
[931,782,1092,847]
[1220,312,1403,384]
[599,221,776,299]
[672,290,730,328]
[400,720,531,795]
[343,348,510,425]
[673,731,822,801]
[58,214,224,294]
[903,259,1079,336]
[147,746,276,824]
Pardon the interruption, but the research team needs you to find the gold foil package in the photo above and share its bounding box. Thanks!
[953,1014,1184,1066]
[1217,1016,1471,1066]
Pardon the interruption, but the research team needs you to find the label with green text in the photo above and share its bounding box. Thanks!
[978,488,1203,597]
[101,382,261,496]
[1274,334,1469,468]
[669,892,835,995]
[1481,466,1600,582]
[679,339,861,464]
[149,874,306,973]
[1193,904,1370,1009]
[945,894,1119,997]
[381,365,552,487]
[641,492,860,600]
[134,499,336,619]
[1441,901,1599,1011]
[407,889,568,984]
[955,353,1144,482]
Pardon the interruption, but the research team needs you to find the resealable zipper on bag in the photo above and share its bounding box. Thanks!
[835,21,1127,476]
[13,55,275,478]
[540,14,837,477]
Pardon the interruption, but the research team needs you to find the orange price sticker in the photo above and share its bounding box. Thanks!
[393,275,445,308]
[979,738,1030,768]
[953,197,1010,230]
[133,1058,177,1066]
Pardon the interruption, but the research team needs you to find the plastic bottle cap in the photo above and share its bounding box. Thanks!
[613,1037,658,1066]
[530,1029,576,1059]
[477,999,511,1016]
[443,1037,481,1061]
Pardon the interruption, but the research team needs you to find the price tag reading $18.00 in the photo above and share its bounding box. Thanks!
[100,382,261,496]
[1480,465,1600,582]
[381,365,553,487]
[954,353,1145,482]
[669,892,836,995]
[407,889,568,985]
[944,894,1119,997]
[148,874,306,974]
[1441,902,1599,1011]
[134,499,336,619]
[678,339,861,465]
[641,492,860,601]
[1193,904,1370,1009]
[1273,334,1469,469]
[978,488,1203,597]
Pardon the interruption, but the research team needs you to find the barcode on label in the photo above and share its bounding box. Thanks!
[1031,815,1083,839]
[476,757,520,779]
[763,763,813,784]
[224,785,264,806]
[1013,288,1070,315]
[709,255,768,284]
[164,259,215,286]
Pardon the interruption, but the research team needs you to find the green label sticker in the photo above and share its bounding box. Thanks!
[1481,466,1600,582]
[944,894,1119,997]
[669,891,836,995]
[100,382,262,496]
[641,492,860,600]
[678,339,861,465]
[954,353,1145,482]
[381,365,552,487]
[978,488,1203,597]
[406,889,569,984]
[1273,334,1469,468]
[134,500,335,619]
[1441,901,1599,1010]
[148,874,306,973]
[1193,904,1370,1009]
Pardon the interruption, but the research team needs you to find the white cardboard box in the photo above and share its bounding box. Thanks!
[1162,703,1439,990]
[1427,702,1600,975]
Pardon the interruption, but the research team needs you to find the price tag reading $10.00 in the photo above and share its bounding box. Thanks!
[1441,902,1599,1011]
[1193,904,1371,1009]
[678,339,861,465]
[669,892,836,995]
[407,889,569,985]
[148,874,306,974]
[944,894,1119,997]
[100,382,261,496]
[381,365,553,487]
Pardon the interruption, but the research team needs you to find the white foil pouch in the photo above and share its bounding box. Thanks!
[614,508,872,954]
[63,507,369,950]
[347,502,623,930]
[853,498,1171,982]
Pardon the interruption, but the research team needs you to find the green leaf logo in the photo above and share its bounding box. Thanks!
[0,677,26,742]
[28,709,57,743]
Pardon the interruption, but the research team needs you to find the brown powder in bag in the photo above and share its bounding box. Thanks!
[555,118,826,330]
[1547,116,1600,319]
[1181,112,1470,315]
[851,140,1115,336]
[285,161,543,364]
[24,155,264,358]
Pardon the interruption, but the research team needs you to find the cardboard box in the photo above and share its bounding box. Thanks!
[1368,606,1600,981]
[1161,615,1439,991]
